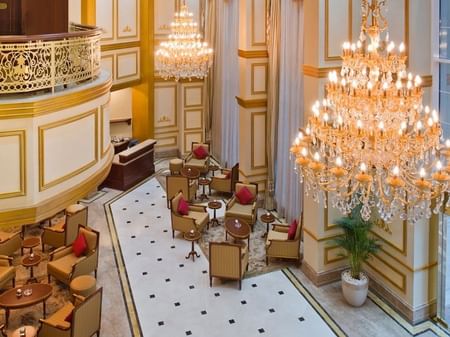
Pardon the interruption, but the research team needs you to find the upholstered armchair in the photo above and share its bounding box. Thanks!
[166,175,198,209]
[225,182,258,230]
[37,288,102,337]
[265,216,303,265]
[0,256,15,289]
[42,204,87,252]
[170,192,209,238]
[209,241,249,290]
[184,142,210,175]
[47,225,99,285]
[210,163,239,194]
[0,231,21,257]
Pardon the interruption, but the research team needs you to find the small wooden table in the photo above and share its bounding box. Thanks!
[21,237,40,256]
[0,283,52,328]
[10,325,37,337]
[183,231,201,261]
[225,218,251,249]
[198,177,211,201]
[208,200,222,227]
[209,164,220,176]
[181,167,200,180]
[260,212,275,238]
[22,254,42,284]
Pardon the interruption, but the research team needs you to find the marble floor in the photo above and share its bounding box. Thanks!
[83,161,449,337]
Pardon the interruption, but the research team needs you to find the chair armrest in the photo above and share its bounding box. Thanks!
[226,197,236,210]
[39,318,71,330]
[50,246,73,261]
[189,205,207,212]
[72,293,86,305]
[0,255,13,266]
[272,224,289,233]
[184,153,193,162]
[43,226,64,233]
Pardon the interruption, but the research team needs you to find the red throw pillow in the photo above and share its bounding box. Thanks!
[65,311,73,323]
[193,146,208,159]
[177,197,190,216]
[224,171,231,179]
[235,187,254,205]
[72,233,88,257]
[287,220,298,240]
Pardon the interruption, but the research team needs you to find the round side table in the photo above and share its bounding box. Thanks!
[260,212,275,238]
[10,326,37,337]
[21,237,40,256]
[207,200,222,228]
[22,254,42,284]
[183,231,201,262]
[198,177,211,201]
[209,164,220,176]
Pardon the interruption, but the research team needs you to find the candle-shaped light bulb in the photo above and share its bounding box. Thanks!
[323,113,329,124]
[341,78,347,87]
[336,157,343,167]
[357,120,363,129]
[360,163,367,173]
[357,40,362,49]
[399,42,405,53]
[301,148,308,157]
[305,126,311,135]
[408,73,413,81]
[298,131,304,140]
[396,80,402,90]
[367,81,373,91]
[446,139,450,148]
[407,81,413,90]
[432,110,439,123]
[313,152,320,162]
[378,121,385,130]
[436,161,443,171]
[294,137,300,146]
[382,82,389,91]
[393,166,400,177]
[352,80,358,89]
[401,121,407,130]
[416,120,423,131]
[337,115,343,126]
[414,75,422,87]
[427,117,434,127]
[387,41,395,53]
[351,43,356,52]
[419,167,426,178]
[367,44,374,53]
[425,106,430,114]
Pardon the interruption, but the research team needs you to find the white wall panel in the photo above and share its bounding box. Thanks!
[155,85,177,129]
[117,0,138,39]
[0,132,24,197]
[97,0,114,41]
[155,0,176,36]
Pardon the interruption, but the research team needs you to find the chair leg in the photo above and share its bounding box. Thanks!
[266,256,269,266]
[95,269,98,278]
[97,331,100,337]
[239,280,242,290]
[48,275,51,284]
[41,242,45,252]
[172,230,175,239]
[209,277,212,287]
[12,278,15,288]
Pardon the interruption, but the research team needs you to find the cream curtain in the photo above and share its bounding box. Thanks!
[267,0,304,221]
[207,0,240,167]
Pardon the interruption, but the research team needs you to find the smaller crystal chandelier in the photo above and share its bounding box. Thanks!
[155,1,213,81]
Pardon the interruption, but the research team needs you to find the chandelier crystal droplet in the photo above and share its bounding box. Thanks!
[155,2,213,81]
[290,0,449,224]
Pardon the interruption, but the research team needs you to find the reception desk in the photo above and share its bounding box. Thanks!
[103,139,157,190]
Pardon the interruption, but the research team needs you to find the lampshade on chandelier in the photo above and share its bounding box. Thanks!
[290,0,449,224]
[155,1,213,81]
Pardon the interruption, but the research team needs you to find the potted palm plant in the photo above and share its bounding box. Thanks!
[331,206,380,307]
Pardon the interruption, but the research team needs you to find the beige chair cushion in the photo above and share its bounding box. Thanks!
[0,266,14,283]
[170,158,183,165]
[48,254,82,280]
[51,216,66,229]
[184,211,209,226]
[70,275,97,297]
[186,158,207,167]
[227,203,253,218]
[45,302,74,330]
[79,228,97,254]
[266,230,289,243]
[66,204,86,215]
[0,232,16,242]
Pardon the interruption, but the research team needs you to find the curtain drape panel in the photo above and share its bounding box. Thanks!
[267,0,304,222]
[207,0,240,167]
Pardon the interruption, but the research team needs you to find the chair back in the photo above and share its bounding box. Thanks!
[72,288,102,337]
[170,192,184,214]
[192,142,210,154]
[235,182,258,201]
[166,175,189,208]
[230,163,239,192]
[65,207,87,246]
[78,225,99,255]
[209,242,241,279]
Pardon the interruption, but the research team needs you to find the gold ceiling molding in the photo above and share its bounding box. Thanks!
[0,78,112,119]
[238,49,269,59]
[0,149,113,228]
[303,65,341,78]
[236,96,267,109]
[101,41,141,52]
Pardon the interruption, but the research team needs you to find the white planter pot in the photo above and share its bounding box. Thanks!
[341,270,368,307]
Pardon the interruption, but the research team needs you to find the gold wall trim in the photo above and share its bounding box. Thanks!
[111,79,142,92]
[236,96,267,109]
[155,84,178,129]
[251,111,268,170]
[370,218,407,256]
[183,131,203,153]
[303,65,341,78]
[101,54,115,80]
[324,0,352,61]
[101,100,111,158]
[116,0,139,41]
[324,245,346,265]
[183,85,204,108]
[101,41,141,52]
[116,50,139,80]
[0,79,111,119]
[251,63,268,95]
[366,255,407,293]
[251,0,267,47]
[154,135,178,148]
[39,109,99,191]
[422,75,433,88]
[184,108,203,131]
[0,148,113,227]
[238,49,269,59]
[303,227,342,242]
[0,130,26,199]
[81,0,96,25]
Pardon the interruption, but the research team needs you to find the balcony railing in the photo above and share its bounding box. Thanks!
[0,24,102,94]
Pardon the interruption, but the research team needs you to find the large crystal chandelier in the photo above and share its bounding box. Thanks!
[155,1,213,81]
[290,0,449,224]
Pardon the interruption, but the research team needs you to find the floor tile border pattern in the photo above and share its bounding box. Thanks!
[103,173,348,337]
